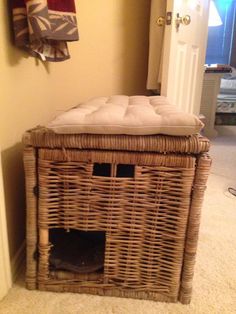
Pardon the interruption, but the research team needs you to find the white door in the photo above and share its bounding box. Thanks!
[161,0,210,114]
[0,154,12,300]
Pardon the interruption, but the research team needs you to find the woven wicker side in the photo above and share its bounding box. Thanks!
[23,147,38,290]
[37,148,197,301]
[179,154,212,304]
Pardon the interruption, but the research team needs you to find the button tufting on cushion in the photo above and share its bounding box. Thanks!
[47,95,204,136]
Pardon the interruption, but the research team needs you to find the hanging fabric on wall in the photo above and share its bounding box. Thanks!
[11,0,79,62]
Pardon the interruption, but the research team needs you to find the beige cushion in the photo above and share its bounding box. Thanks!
[47,95,203,136]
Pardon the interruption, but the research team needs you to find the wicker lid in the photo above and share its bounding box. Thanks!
[23,127,210,154]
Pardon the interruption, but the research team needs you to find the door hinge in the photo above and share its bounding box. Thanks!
[166,12,172,25]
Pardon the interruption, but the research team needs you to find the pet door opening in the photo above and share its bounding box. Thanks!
[49,229,105,275]
[92,163,135,178]
[93,163,111,177]
[116,164,135,178]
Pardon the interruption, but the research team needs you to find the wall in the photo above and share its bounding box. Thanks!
[0,0,151,266]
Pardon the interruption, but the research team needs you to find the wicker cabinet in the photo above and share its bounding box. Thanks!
[23,130,211,304]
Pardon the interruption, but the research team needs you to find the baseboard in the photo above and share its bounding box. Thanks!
[0,155,12,299]
[215,125,236,136]
[11,241,26,282]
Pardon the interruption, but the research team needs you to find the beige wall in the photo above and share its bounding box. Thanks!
[0,0,151,261]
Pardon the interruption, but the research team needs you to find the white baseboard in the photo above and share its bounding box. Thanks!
[11,241,26,282]
[0,154,12,300]
[215,125,236,136]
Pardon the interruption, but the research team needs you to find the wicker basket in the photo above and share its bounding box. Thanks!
[23,128,211,304]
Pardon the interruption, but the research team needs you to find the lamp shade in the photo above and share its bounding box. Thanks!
[208,0,223,26]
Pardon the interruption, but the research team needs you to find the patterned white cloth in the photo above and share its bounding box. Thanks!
[12,0,79,61]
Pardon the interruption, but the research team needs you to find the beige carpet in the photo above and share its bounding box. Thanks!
[0,135,236,314]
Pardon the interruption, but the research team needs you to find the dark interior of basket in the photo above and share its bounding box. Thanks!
[49,229,106,275]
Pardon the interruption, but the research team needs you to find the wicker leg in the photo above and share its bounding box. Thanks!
[179,154,211,304]
[23,147,38,290]
[38,228,50,290]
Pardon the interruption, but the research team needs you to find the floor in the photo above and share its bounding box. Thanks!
[0,135,236,314]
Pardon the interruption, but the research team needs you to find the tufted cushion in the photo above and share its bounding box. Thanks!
[47,95,203,136]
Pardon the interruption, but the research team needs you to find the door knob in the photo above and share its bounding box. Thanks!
[176,13,191,30]
[156,16,165,27]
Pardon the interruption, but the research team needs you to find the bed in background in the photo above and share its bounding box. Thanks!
[216,68,236,125]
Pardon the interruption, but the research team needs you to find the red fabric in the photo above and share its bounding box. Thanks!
[20,0,75,13]
[12,0,76,13]
[11,0,24,8]
[47,0,76,13]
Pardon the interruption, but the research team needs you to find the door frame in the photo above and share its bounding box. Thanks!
[0,152,12,300]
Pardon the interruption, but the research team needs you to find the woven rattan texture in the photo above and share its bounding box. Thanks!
[23,128,210,154]
[35,148,206,302]
[23,134,211,304]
